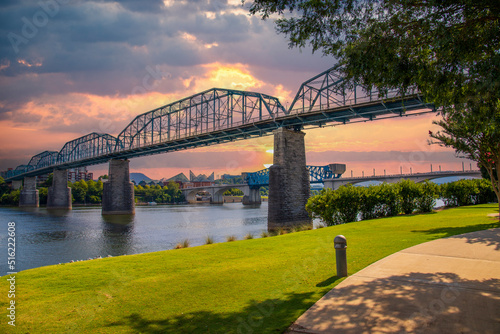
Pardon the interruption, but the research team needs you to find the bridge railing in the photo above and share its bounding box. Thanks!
[329,169,481,181]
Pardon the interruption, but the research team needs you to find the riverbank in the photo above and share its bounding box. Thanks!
[1,204,498,333]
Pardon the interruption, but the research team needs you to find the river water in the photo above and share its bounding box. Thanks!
[0,203,270,275]
[0,176,473,275]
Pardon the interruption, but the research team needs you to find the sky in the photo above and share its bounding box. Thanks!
[0,0,474,180]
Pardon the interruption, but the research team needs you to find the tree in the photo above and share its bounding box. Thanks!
[430,105,500,211]
[248,1,499,109]
[40,173,53,187]
[0,177,9,196]
[249,0,500,213]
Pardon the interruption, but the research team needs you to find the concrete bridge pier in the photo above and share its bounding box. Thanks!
[19,176,39,207]
[211,190,224,204]
[47,169,72,209]
[242,187,261,205]
[268,128,312,230]
[102,159,135,215]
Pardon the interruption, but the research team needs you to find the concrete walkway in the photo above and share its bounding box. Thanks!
[287,227,500,334]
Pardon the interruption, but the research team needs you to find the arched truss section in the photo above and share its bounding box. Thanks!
[15,165,30,173]
[307,165,343,182]
[116,88,287,151]
[4,165,30,178]
[288,65,419,116]
[245,165,344,187]
[57,133,117,164]
[28,151,58,171]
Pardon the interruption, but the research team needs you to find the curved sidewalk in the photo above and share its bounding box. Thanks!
[288,227,500,334]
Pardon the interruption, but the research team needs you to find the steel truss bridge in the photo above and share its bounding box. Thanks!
[245,165,342,188]
[5,65,434,181]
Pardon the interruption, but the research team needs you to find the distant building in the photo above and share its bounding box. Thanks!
[68,167,93,183]
[189,170,215,182]
[182,181,214,189]
[163,173,189,183]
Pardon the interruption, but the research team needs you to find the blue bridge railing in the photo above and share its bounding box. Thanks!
[244,165,343,188]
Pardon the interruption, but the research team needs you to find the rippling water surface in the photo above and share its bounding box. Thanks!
[0,203,268,274]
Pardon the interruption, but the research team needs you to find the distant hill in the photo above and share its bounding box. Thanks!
[130,173,151,184]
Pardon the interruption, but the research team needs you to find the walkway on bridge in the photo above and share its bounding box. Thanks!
[287,226,500,334]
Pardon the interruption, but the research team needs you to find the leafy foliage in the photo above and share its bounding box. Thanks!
[398,179,420,214]
[134,181,185,204]
[307,179,496,226]
[416,180,439,213]
[223,188,244,196]
[440,178,496,207]
[69,179,104,204]
[430,104,500,211]
[248,0,500,109]
[248,0,500,213]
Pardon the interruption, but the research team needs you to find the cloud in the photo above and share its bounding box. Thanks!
[0,0,469,179]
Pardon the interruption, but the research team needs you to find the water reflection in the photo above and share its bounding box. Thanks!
[46,208,72,217]
[0,203,269,273]
[102,214,135,225]
[100,214,135,256]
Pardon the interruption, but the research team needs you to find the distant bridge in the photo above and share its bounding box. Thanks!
[182,164,344,204]
[323,170,482,190]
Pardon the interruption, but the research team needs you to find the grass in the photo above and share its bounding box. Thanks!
[1,204,498,334]
[174,239,190,249]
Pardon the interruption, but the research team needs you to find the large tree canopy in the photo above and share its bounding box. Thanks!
[248,0,500,212]
[248,0,500,109]
[430,102,500,211]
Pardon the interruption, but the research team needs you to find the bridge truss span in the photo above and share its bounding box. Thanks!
[28,151,58,171]
[244,165,344,188]
[5,65,436,181]
[57,133,118,165]
[290,65,420,114]
[116,88,288,153]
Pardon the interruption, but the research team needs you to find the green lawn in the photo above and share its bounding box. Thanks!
[1,204,498,333]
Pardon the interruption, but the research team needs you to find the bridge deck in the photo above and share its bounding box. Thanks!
[5,65,435,181]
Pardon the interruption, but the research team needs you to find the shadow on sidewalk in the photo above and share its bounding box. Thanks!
[412,225,500,250]
[290,272,500,334]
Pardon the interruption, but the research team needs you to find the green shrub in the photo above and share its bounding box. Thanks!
[398,180,420,214]
[416,180,439,213]
[378,183,401,217]
[440,178,496,207]
[0,190,20,206]
[335,185,362,223]
[475,179,496,204]
[306,188,337,226]
[359,186,380,220]
[38,187,48,205]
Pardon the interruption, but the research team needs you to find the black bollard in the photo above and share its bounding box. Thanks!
[334,235,347,277]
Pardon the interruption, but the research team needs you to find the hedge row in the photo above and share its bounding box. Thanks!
[306,178,496,226]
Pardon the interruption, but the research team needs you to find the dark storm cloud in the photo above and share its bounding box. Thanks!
[113,0,166,13]
[0,0,333,119]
